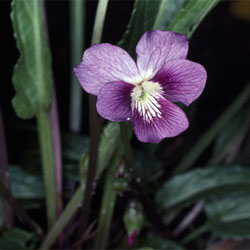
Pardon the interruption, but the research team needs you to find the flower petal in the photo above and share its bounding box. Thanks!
[74,44,141,95]
[131,97,189,143]
[152,60,207,106]
[136,30,188,80]
[96,81,134,122]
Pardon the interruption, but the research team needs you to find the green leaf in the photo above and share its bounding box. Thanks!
[210,109,248,164]
[80,122,121,177]
[118,0,219,56]
[63,133,89,162]
[168,0,219,38]
[0,228,37,249]
[39,122,122,249]
[135,235,184,250]
[10,165,44,199]
[118,0,187,56]
[205,192,250,239]
[173,82,250,175]
[11,0,53,119]
[155,166,250,210]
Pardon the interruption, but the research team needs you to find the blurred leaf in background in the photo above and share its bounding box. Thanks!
[0,228,37,249]
[205,192,250,239]
[156,167,250,210]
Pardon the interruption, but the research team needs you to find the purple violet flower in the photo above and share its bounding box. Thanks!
[74,30,207,143]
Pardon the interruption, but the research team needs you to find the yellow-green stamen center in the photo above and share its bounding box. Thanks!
[131,81,163,123]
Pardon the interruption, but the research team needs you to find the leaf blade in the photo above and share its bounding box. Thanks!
[156,167,250,210]
[11,0,53,119]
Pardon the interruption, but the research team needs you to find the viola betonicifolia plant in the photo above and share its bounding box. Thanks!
[8,0,250,248]
[74,30,207,143]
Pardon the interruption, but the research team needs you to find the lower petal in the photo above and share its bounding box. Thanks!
[131,98,189,143]
[96,81,134,122]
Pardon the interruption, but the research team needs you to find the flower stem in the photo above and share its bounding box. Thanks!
[69,0,85,132]
[181,223,209,244]
[0,105,13,228]
[91,0,109,45]
[119,122,168,235]
[50,89,63,216]
[36,110,57,230]
[119,122,134,169]
[76,0,109,242]
[0,181,43,238]
[39,183,85,250]
[95,150,121,249]
[42,0,63,231]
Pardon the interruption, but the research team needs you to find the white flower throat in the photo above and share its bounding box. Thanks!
[131,81,163,123]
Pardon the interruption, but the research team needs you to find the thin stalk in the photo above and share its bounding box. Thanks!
[0,105,12,228]
[39,183,85,250]
[0,182,43,238]
[119,122,168,235]
[69,0,85,132]
[36,110,57,230]
[50,90,63,217]
[172,114,250,237]
[173,200,204,237]
[95,150,121,249]
[91,0,109,45]
[42,0,63,229]
[173,82,250,174]
[181,223,209,244]
[77,0,109,242]
[77,95,100,237]
[119,122,134,169]
[40,121,119,249]
[208,112,250,165]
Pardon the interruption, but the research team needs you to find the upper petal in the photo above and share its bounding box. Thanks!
[96,81,134,122]
[152,59,207,106]
[74,43,141,95]
[131,97,189,143]
[136,30,188,80]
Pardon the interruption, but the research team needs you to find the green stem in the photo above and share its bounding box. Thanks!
[39,183,85,249]
[69,0,85,132]
[39,122,119,249]
[91,0,109,44]
[181,223,209,244]
[77,0,109,241]
[36,110,57,230]
[119,123,167,233]
[0,105,13,228]
[95,150,121,249]
[208,108,250,165]
[0,182,43,238]
[119,123,134,169]
[173,82,250,174]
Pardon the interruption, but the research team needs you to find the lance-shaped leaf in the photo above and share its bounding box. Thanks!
[11,0,53,119]
[168,0,219,38]
[118,0,187,55]
[205,192,250,239]
[118,0,219,56]
[155,167,250,210]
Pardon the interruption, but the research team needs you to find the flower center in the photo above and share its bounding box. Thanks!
[131,81,163,123]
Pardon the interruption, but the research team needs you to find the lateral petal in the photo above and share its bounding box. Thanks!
[96,81,134,122]
[152,59,207,106]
